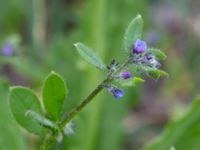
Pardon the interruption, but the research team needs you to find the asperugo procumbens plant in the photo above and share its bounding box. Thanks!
[9,14,168,149]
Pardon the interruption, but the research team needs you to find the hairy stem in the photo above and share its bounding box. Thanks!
[40,58,132,149]
[59,77,111,128]
[60,57,132,128]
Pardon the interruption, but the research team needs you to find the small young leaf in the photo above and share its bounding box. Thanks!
[25,110,57,130]
[148,48,167,60]
[74,42,106,70]
[133,77,145,84]
[42,71,68,121]
[118,77,145,87]
[139,65,168,79]
[9,86,44,135]
[124,14,143,52]
[148,69,168,79]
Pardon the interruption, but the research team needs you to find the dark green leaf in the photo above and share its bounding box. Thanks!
[42,71,68,121]
[144,97,200,150]
[9,86,44,135]
[74,42,106,70]
[124,14,143,52]
[148,48,167,60]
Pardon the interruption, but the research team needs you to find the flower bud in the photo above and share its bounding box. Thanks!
[120,71,132,79]
[133,39,147,54]
[110,87,124,99]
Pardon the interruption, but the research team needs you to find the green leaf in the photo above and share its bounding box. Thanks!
[74,42,106,70]
[133,77,145,84]
[118,77,145,87]
[148,48,167,60]
[42,71,68,121]
[144,97,200,150]
[148,69,168,79]
[124,14,143,52]
[139,65,168,79]
[9,86,44,135]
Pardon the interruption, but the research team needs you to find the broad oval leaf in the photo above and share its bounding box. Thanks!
[148,48,167,60]
[42,71,68,121]
[144,97,200,150]
[74,42,106,70]
[9,86,44,135]
[124,14,143,52]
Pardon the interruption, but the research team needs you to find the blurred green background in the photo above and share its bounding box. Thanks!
[0,0,200,150]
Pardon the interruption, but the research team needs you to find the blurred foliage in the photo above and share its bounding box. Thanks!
[0,78,26,150]
[0,0,200,150]
[144,96,200,150]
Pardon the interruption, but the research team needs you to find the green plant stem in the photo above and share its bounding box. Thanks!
[40,133,54,150]
[59,77,111,128]
[40,58,132,149]
[60,58,132,128]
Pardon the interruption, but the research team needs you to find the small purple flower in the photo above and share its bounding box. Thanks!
[110,87,124,99]
[1,42,14,56]
[120,71,132,79]
[133,39,147,54]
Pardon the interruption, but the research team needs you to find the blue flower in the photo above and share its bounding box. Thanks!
[120,71,132,79]
[1,42,14,56]
[133,39,147,54]
[110,88,124,99]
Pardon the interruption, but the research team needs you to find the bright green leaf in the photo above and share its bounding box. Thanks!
[42,71,68,121]
[148,48,167,60]
[118,77,145,87]
[74,42,106,70]
[124,14,143,52]
[9,86,44,135]
[144,97,200,150]
[133,77,145,84]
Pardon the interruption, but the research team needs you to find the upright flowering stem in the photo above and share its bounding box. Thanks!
[59,58,132,128]
[40,58,133,149]
[59,77,111,128]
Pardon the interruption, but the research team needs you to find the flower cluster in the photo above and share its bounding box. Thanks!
[105,38,163,100]
[132,39,161,68]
